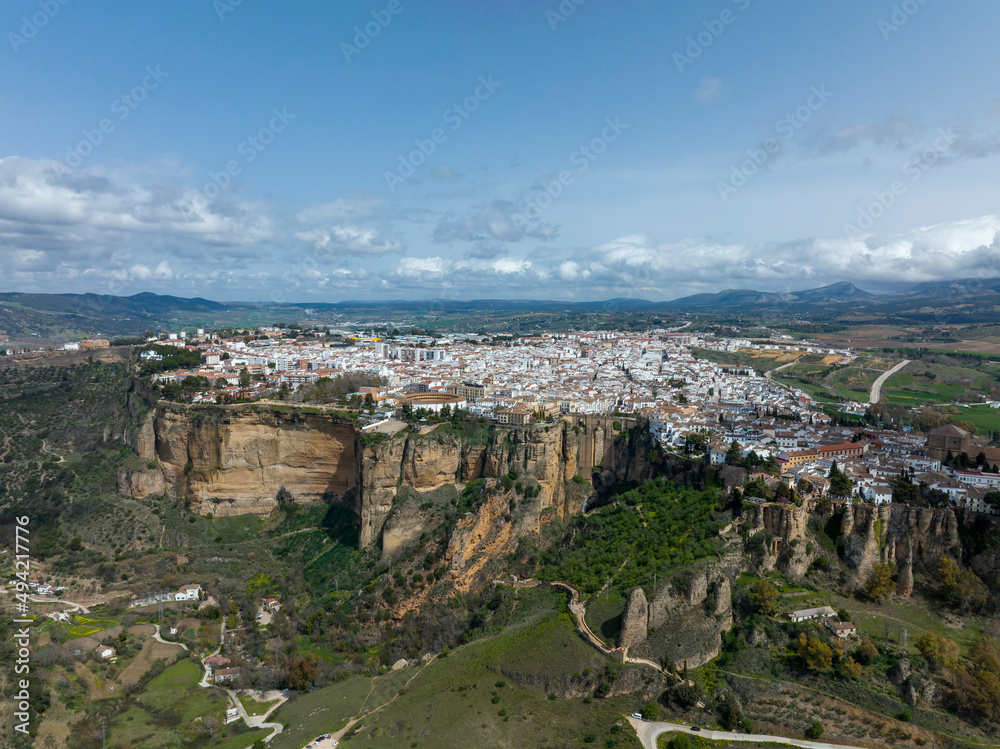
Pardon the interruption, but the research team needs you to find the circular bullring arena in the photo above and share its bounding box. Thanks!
[399,392,467,413]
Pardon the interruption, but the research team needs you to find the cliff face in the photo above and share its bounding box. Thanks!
[140,407,647,550]
[628,564,734,669]
[837,504,962,594]
[153,405,358,517]
[355,417,631,549]
[743,502,814,577]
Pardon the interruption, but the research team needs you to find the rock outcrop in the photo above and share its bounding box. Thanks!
[628,565,734,670]
[743,502,813,577]
[154,405,358,517]
[117,465,166,499]
[835,503,964,591]
[354,416,642,549]
[618,588,648,649]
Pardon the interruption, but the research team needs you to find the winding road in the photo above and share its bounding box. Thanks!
[28,597,91,614]
[868,359,910,405]
[628,717,869,749]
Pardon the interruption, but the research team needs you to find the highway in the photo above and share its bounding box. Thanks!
[868,359,910,405]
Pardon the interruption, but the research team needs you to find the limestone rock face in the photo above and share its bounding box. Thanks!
[743,502,813,577]
[895,536,914,598]
[357,436,408,548]
[155,405,358,518]
[834,504,970,592]
[889,658,911,686]
[152,408,659,551]
[117,466,166,499]
[401,437,462,489]
[618,588,649,649]
[135,412,157,461]
[638,566,733,669]
[354,417,625,548]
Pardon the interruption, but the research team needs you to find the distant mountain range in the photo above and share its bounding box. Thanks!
[3,278,1000,344]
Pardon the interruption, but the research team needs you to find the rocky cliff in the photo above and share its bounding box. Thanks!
[624,564,735,670]
[740,500,976,594]
[153,405,358,517]
[837,503,963,594]
[133,406,647,549]
[357,419,600,548]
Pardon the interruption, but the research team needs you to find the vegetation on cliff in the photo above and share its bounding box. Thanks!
[539,479,726,597]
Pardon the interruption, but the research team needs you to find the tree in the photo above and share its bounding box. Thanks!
[829,470,853,498]
[672,682,701,708]
[667,735,691,749]
[743,477,771,500]
[799,635,833,672]
[717,691,744,730]
[641,702,661,721]
[239,367,251,389]
[938,556,987,612]
[864,563,895,603]
[806,722,824,739]
[842,656,862,678]
[725,440,743,465]
[285,655,319,690]
[915,632,959,672]
[855,637,879,665]
[749,580,780,616]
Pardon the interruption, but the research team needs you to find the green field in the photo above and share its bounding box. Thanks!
[103,659,267,748]
[948,404,1000,433]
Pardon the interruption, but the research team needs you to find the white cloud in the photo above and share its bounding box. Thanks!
[295,198,386,224]
[294,225,403,256]
[694,77,723,103]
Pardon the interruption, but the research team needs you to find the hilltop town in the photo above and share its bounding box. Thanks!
[132,326,1000,517]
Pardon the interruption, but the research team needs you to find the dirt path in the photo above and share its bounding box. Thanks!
[333,655,441,742]
[500,578,670,678]
[40,439,66,463]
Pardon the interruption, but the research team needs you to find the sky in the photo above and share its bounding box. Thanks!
[2,0,1000,303]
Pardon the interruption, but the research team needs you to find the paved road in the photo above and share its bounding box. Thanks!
[868,359,910,404]
[765,359,800,380]
[152,624,189,651]
[628,717,870,749]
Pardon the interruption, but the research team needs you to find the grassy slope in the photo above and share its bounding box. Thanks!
[270,588,643,749]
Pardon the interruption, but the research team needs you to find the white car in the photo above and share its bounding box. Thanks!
[631,713,643,719]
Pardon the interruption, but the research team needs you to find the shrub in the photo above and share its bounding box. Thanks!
[806,722,824,739]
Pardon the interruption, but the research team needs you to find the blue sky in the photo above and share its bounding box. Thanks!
[2,0,1000,302]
